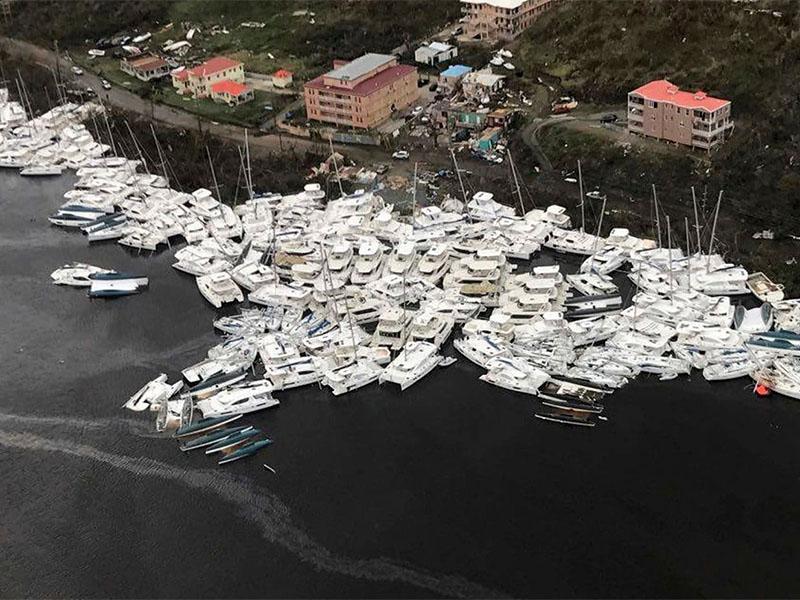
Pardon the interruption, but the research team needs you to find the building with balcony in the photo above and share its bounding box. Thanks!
[627,79,733,151]
[120,54,170,82]
[304,53,418,130]
[172,56,247,99]
[460,0,561,42]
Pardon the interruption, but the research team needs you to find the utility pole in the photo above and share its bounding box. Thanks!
[577,159,585,233]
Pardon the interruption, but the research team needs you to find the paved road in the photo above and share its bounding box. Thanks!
[522,110,628,171]
[0,36,387,164]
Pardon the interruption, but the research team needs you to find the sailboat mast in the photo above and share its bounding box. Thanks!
[666,215,673,298]
[685,216,691,292]
[244,129,254,200]
[328,137,344,198]
[149,124,170,187]
[577,159,585,233]
[652,184,662,248]
[706,190,723,271]
[451,148,470,221]
[206,145,222,202]
[508,148,524,215]
[691,186,701,252]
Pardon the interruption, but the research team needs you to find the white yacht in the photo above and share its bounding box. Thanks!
[350,240,386,285]
[372,305,413,350]
[51,262,111,287]
[196,272,244,308]
[195,381,279,418]
[379,341,442,390]
[321,358,384,396]
[124,374,182,412]
[467,191,515,222]
[415,243,452,284]
[406,311,455,349]
[453,333,510,368]
[384,241,418,277]
[480,356,549,395]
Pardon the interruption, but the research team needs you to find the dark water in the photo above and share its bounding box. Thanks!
[2,171,800,598]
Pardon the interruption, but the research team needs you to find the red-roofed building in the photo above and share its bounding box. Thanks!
[628,79,734,150]
[210,79,254,105]
[172,56,246,99]
[120,54,170,81]
[272,69,293,89]
[304,53,418,130]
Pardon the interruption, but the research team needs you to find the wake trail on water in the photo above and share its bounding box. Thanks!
[0,430,506,599]
[0,411,157,436]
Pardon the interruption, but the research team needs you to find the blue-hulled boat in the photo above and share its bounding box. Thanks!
[173,414,243,438]
[178,425,253,452]
[218,438,274,465]
[204,428,260,454]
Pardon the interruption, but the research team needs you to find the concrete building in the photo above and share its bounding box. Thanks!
[415,42,458,66]
[120,54,170,82]
[210,80,254,105]
[460,0,560,42]
[627,79,734,151]
[304,53,418,130]
[272,69,293,89]
[462,70,505,101]
[172,56,246,99]
[439,64,472,92]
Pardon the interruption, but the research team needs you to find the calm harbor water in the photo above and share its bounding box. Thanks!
[2,170,800,598]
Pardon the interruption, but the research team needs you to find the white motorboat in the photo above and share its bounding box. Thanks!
[196,381,279,418]
[480,356,549,395]
[51,262,111,287]
[379,341,442,390]
[371,305,413,350]
[197,272,244,308]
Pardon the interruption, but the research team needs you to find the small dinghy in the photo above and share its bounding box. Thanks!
[439,356,457,367]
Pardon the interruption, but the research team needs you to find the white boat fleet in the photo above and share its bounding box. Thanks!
[8,86,800,437]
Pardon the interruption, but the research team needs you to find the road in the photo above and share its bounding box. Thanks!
[0,36,387,164]
[522,110,628,171]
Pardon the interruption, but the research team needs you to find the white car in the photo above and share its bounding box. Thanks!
[71,66,83,76]
[411,106,423,116]
[101,79,111,90]
[392,150,410,160]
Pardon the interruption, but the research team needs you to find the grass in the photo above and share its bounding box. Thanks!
[154,87,288,128]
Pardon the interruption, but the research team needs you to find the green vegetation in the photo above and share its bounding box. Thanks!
[153,88,289,128]
[507,0,800,291]
[3,0,461,79]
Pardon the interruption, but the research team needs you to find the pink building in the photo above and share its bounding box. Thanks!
[172,56,247,100]
[628,79,733,150]
[460,0,561,42]
[304,53,418,130]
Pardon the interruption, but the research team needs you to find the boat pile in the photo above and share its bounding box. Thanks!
[51,263,148,298]
[9,87,800,442]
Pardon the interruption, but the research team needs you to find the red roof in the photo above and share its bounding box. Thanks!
[304,64,416,98]
[172,69,189,81]
[188,56,241,78]
[274,69,293,78]
[127,54,167,71]
[630,79,729,112]
[211,79,250,96]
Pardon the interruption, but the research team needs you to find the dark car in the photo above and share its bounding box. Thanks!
[428,83,438,92]
[600,114,618,124]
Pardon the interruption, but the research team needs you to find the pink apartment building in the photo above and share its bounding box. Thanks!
[628,79,734,150]
[304,53,419,130]
[460,0,561,42]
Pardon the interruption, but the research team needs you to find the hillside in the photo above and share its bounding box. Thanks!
[2,0,461,78]
[509,0,800,289]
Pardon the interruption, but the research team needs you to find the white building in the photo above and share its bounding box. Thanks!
[414,42,458,66]
[462,70,506,100]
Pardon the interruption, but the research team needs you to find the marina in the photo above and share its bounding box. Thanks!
[2,81,800,597]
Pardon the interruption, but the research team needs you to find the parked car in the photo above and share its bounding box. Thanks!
[374,163,389,175]
[600,113,618,123]
[392,150,410,160]
[101,79,112,90]
[428,83,438,92]
[71,66,83,76]
[411,106,423,117]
